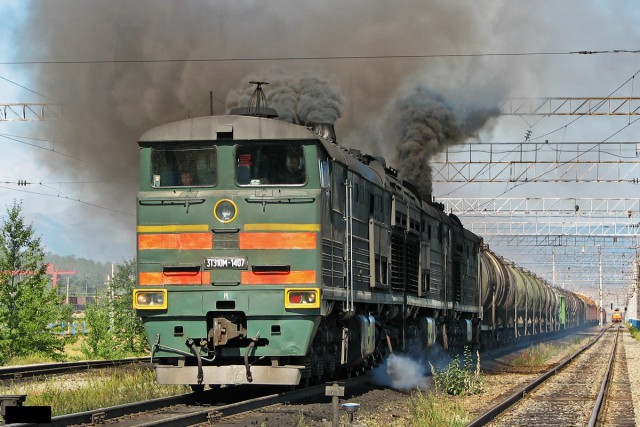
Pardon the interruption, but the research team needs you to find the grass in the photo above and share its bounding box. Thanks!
[2,336,84,366]
[4,335,150,366]
[1,335,177,418]
[357,390,470,427]
[0,366,188,416]
[511,336,586,367]
[407,391,470,427]
[511,343,557,367]
[628,324,639,340]
[63,335,89,360]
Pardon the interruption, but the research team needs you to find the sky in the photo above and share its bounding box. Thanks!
[0,1,638,306]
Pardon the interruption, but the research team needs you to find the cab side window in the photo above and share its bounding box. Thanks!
[151,144,217,188]
[235,143,306,186]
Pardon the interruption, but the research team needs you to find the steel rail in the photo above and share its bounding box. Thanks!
[0,357,150,380]
[587,326,620,427]
[43,375,370,426]
[39,391,197,427]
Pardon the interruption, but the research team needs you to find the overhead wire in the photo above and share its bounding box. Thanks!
[444,66,640,289]
[0,75,56,102]
[3,48,640,241]
[530,67,640,142]
[0,184,134,215]
[448,65,640,200]
[0,133,133,183]
[1,48,639,65]
[0,132,133,214]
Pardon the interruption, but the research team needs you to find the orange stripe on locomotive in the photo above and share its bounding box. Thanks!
[138,233,212,250]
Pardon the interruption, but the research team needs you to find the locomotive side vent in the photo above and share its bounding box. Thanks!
[406,238,420,296]
[390,233,404,292]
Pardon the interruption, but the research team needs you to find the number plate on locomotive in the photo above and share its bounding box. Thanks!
[204,257,248,269]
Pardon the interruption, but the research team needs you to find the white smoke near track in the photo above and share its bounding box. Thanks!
[372,343,452,391]
[373,353,429,391]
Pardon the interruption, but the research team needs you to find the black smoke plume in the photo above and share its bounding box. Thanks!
[11,1,509,260]
[227,74,344,125]
[382,86,499,199]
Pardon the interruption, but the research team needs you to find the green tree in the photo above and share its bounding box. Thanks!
[0,201,72,362]
[81,299,118,359]
[110,259,147,354]
[81,258,147,358]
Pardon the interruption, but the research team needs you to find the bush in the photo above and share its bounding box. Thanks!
[81,259,147,359]
[430,347,483,396]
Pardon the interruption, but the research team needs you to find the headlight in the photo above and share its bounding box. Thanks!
[214,199,238,223]
[285,288,320,309]
[133,289,167,310]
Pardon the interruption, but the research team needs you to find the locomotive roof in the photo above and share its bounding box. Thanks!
[138,115,317,142]
[139,114,385,187]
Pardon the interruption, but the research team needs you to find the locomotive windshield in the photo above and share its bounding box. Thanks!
[236,143,306,185]
[150,144,217,188]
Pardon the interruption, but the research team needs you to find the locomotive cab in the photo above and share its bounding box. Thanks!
[135,115,328,387]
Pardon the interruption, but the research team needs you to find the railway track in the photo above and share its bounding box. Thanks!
[598,328,635,426]
[469,325,636,426]
[0,357,151,381]
[44,375,371,426]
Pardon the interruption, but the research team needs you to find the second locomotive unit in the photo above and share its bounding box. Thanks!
[133,84,597,390]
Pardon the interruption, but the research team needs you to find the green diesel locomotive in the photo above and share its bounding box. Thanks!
[133,86,597,390]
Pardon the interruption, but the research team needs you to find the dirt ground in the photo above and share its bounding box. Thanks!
[213,371,544,427]
[215,385,420,427]
[213,332,594,426]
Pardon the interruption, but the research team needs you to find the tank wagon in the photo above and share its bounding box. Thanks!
[133,85,597,390]
[478,247,597,348]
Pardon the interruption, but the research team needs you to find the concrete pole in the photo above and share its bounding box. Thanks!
[599,249,603,326]
[552,250,556,287]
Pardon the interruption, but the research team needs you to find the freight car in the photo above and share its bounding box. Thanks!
[478,247,596,348]
[133,84,597,390]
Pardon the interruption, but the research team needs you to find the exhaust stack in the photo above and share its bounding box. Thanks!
[310,123,336,142]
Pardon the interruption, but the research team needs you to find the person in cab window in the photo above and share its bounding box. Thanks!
[180,171,196,186]
[283,150,305,184]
